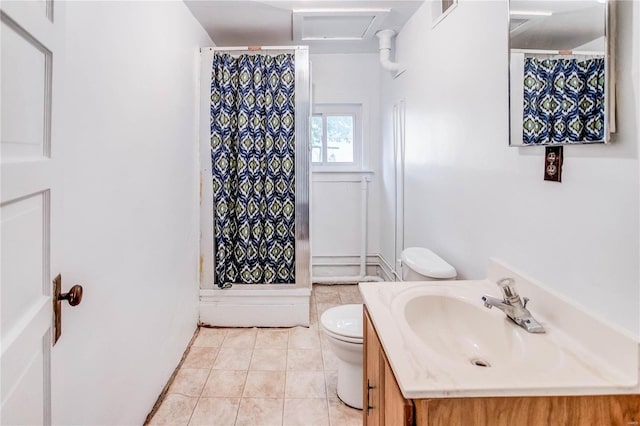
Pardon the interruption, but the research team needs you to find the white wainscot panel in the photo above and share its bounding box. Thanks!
[311,180,363,256]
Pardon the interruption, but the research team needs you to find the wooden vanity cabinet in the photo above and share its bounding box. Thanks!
[363,306,383,426]
[364,307,414,426]
[363,306,640,426]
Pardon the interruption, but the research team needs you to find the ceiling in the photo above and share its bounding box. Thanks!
[184,0,425,54]
[510,1,606,51]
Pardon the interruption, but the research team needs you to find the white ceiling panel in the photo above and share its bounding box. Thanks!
[301,15,376,40]
[184,0,424,53]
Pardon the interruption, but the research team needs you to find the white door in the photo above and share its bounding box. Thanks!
[1,1,66,423]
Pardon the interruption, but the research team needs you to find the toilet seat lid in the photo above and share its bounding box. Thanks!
[320,304,363,339]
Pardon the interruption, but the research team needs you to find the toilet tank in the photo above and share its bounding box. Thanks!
[401,247,457,281]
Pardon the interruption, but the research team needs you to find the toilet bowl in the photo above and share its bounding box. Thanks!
[320,304,363,409]
[320,248,456,409]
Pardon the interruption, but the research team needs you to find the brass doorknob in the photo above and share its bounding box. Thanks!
[58,285,83,306]
[53,275,84,345]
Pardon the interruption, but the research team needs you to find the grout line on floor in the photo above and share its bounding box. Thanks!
[187,395,199,426]
[149,284,361,425]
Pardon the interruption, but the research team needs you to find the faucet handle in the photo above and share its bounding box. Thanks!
[497,277,520,304]
[497,277,516,293]
[523,297,530,309]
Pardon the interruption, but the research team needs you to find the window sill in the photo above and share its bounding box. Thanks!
[312,169,374,174]
[311,170,375,182]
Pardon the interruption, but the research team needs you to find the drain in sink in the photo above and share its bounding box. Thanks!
[470,358,491,367]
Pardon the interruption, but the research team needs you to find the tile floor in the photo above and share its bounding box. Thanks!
[148,284,363,426]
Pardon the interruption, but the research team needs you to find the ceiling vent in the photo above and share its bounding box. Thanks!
[509,10,553,34]
[292,8,390,41]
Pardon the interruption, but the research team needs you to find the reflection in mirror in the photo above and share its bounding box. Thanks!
[509,0,609,146]
[432,0,458,27]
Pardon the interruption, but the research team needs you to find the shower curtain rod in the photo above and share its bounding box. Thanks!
[511,48,604,56]
[200,46,308,52]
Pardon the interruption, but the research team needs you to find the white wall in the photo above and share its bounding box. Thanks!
[381,1,639,336]
[55,2,211,424]
[310,53,383,275]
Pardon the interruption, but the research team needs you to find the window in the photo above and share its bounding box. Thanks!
[432,0,458,27]
[311,104,362,170]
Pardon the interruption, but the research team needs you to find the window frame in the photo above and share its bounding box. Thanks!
[311,104,363,171]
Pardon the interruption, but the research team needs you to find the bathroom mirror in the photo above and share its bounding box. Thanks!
[509,0,609,146]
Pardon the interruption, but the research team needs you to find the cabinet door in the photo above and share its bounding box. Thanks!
[364,309,383,425]
[383,354,414,426]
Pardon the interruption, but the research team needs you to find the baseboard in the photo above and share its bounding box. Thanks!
[199,288,311,327]
[376,255,399,282]
[197,255,396,327]
[312,254,396,282]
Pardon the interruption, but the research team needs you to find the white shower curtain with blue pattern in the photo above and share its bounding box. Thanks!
[210,53,296,287]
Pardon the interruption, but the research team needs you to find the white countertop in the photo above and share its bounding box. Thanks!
[359,260,640,399]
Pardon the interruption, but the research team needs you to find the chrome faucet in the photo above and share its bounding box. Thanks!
[481,278,545,333]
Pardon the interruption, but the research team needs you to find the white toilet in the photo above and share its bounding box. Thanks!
[320,247,457,409]
[400,247,457,281]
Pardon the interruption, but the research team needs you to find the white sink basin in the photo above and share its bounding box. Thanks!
[399,292,564,374]
[403,295,527,368]
[359,260,640,398]
[366,278,638,398]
